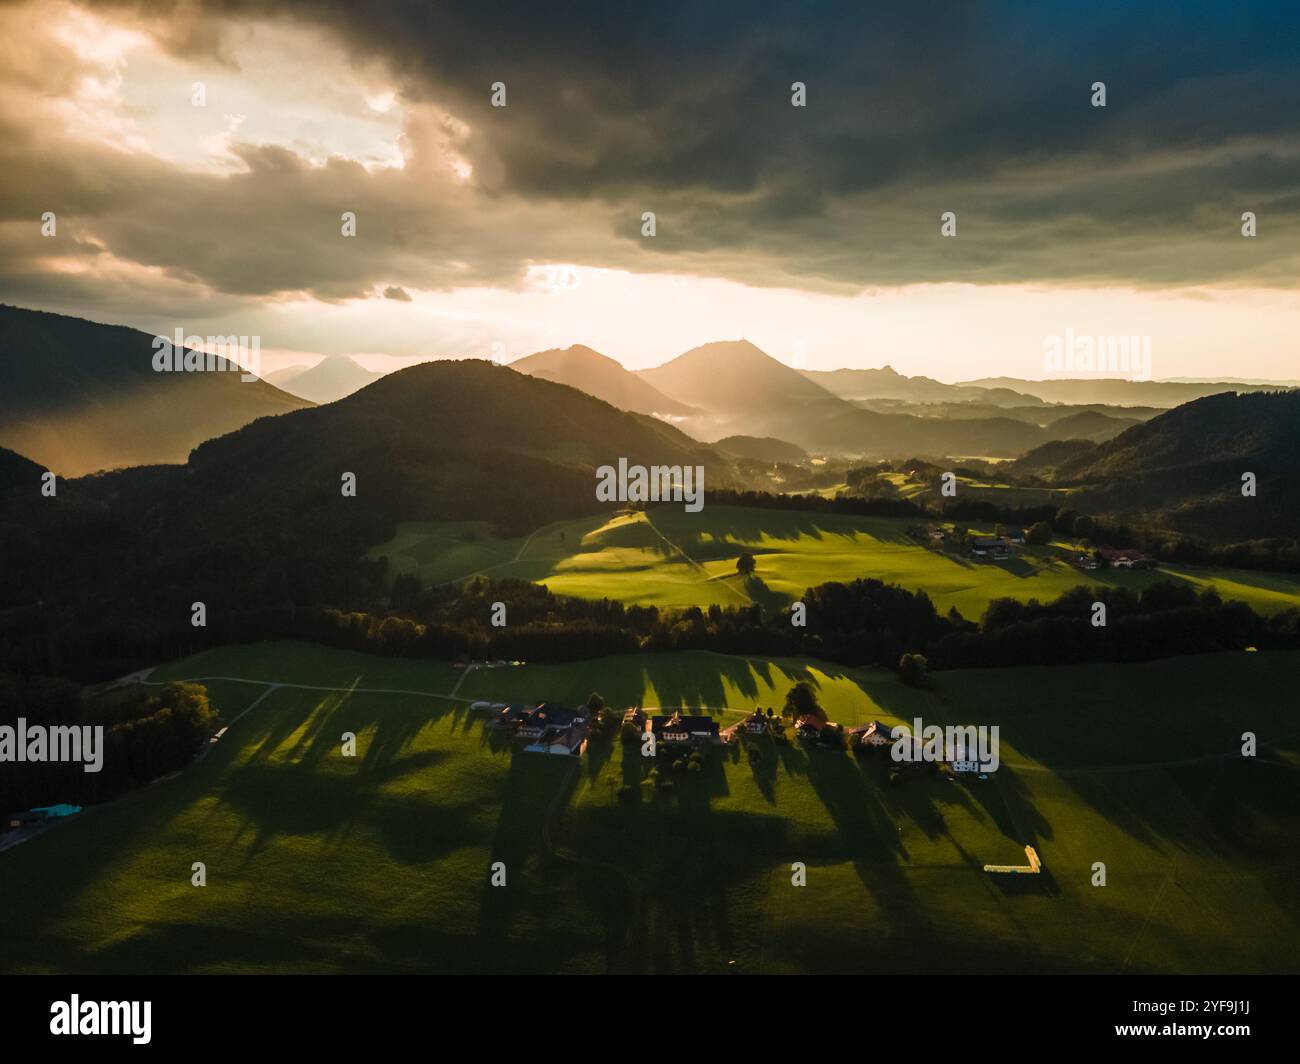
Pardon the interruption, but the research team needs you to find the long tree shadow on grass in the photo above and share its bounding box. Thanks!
[741,572,789,614]
[568,749,785,972]
[854,752,984,847]
[473,752,586,960]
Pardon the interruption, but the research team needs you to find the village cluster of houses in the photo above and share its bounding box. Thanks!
[472,701,592,756]
[911,522,1158,569]
[968,529,1025,560]
[912,522,1027,560]
[473,702,732,758]
[622,708,723,752]
[1074,546,1158,570]
[849,720,991,775]
[469,698,993,781]
[723,707,842,747]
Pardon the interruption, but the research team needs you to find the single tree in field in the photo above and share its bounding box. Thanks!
[898,652,930,688]
[783,680,824,721]
[736,552,757,576]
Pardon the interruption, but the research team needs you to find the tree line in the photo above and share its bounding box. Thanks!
[0,679,220,810]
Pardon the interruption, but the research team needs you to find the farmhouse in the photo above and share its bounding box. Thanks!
[487,704,534,729]
[649,712,719,750]
[1097,546,1157,569]
[910,523,947,546]
[513,704,582,741]
[795,713,825,738]
[796,714,843,746]
[722,709,771,744]
[848,720,895,748]
[969,536,1010,560]
[523,720,590,757]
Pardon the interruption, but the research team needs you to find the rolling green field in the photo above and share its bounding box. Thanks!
[873,469,1069,507]
[369,504,1300,619]
[2,640,1296,974]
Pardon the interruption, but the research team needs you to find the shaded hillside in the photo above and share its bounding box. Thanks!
[802,405,1046,458]
[0,305,311,475]
[1004,439,1099,480]
[511,345,695,417]
[1054,392,1300,539]
[712,435,808,463]
[1047,410,1140,442]
[1,361,733,628]
[0,445,45,494]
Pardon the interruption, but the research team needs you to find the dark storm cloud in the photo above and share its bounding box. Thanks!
[7,0,1300,305]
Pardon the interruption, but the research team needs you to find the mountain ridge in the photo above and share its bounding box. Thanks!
[0,304,311,475]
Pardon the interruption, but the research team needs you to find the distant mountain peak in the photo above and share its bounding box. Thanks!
[510,344,696,417]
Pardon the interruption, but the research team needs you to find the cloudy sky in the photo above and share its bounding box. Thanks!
[2,0,1298,381]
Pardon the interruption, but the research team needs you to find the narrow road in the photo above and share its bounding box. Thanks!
[139,674,474,702]
[641,510,754,606]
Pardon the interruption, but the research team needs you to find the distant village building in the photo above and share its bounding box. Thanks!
[969,536,1010,560]
[848,720,895,748]
[523,721,590,757]
[1096,546,1157,569]
[648,712,720,751]
[795,714,826,739]
[513,704,582,741]
[487,703,534,729]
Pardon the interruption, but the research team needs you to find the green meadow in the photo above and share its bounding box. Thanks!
[2,640,1296,974]
[369,504,1300,619]
[873,469,1068,508]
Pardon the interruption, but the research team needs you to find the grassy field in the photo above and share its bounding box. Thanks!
[861,469,1069,507]
[369,504,1300,619]
[1,640,1296,974]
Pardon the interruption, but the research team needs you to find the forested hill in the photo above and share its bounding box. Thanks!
[1055,391,1300,539]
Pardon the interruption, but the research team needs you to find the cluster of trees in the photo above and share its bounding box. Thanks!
[929,583,1295,669]
[75,570,1291,683]
[5,523,1298,688]
[0,679,219,810]
[4,452,1299,688]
